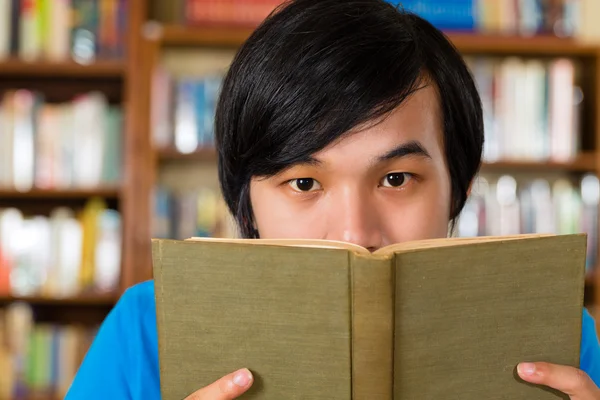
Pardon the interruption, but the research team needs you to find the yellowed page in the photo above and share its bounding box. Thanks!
[375,233,556,255]
[185,236,371,254]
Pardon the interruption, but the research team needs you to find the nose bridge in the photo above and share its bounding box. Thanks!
[327,184,381,248]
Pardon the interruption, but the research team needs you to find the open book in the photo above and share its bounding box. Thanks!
[152,233,587,399]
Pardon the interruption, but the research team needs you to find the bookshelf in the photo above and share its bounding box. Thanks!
[0,0,146,297]
[1,0,600,397]
[0,0,147,397]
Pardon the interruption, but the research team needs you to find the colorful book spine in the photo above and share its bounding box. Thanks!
[0,304,99,399]
[458,173,599,274]
[152,70,224,153]
[0,0,127,61]
[0,90,123,190]
[389,0,582,37]
[184,0,284,26]
[0,199,122,298]
[392,0,476,31]
[464,55,580,163]
[152,186,236,240]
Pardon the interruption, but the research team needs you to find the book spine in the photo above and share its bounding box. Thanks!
[71,0,98,64]
[184,0,282,26]
[0,306,99,397]
[350,253,394,400]
[46,0,70,61]
[9,0,19,55]
[393,0,476,32]
[0,0,12,59]
[18,0,41,61]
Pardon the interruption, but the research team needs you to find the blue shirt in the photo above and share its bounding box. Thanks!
[66,280,600,399]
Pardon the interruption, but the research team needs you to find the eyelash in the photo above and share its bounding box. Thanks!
[379,172,414,189]
[285,172,415,193]
[287,178,322,192]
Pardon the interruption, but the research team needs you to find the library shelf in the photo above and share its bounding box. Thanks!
[152,24,600,57]
[0,187,121,199]
[0,293,117,307]
[0,58,125,78]
[152,24,254,47]
[156,148,596,172]
[587,273,596,286]
[448,33,600,56]
[481,154,597,173]
[156,147,218,162]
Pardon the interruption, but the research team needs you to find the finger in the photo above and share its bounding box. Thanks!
[517,362,599,398]
[186,368,254,400]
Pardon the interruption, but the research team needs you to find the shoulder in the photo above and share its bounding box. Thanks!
[581,308,600,386]
[117,280,157,317]
[101,280,157,335]
[112,280,159,361]
[65,280,160,399]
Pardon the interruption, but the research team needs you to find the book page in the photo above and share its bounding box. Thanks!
[185,236,371,254]
[374,233,556,255]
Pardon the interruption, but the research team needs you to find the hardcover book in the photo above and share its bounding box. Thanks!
[152,233,586,399]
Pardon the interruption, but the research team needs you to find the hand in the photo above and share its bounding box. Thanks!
[185,368,254,400]
[517,362,600,399]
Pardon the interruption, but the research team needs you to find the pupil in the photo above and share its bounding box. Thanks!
[297,178,314,191]
[387,173,404,187]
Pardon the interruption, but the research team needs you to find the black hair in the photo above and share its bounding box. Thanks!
[215,0,484,238]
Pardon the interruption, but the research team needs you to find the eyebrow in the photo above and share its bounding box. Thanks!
[291,140,432,169]
[375,140,432,164]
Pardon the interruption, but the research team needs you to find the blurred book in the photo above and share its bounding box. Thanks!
[393,0,592,38]
[0,90,123,191]
[393,0,477,32]
[146,0,596,40]
[458,173,599,275]
[150,0,284,27]
[152,186,237,240]
[0,302,98,399]
[0,0,128,62]
[464,55,581,163]
[151,67,222,154]
[0,198,122,298]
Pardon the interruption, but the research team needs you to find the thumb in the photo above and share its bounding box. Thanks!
[186,368,254,400]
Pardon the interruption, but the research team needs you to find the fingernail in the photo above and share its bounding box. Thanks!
[233,368,253,387]
[518,363,536,376]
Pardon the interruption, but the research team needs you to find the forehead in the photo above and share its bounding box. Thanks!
[313,85,444,162]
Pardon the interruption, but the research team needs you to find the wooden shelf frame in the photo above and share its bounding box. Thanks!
[0,58,126,78]
[0,187,122,199]
[481,153,597,173]
[156,147,218,162]
[148,24,600,57]
[146,23,254,47]
[0,294,117,307]
[448,34,600,56]
[156,147,598,172]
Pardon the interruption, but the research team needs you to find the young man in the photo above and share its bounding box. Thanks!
[66,0,600,398]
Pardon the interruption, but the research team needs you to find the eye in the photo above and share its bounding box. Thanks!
[288,178,322,192]
[380,172,413,188]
